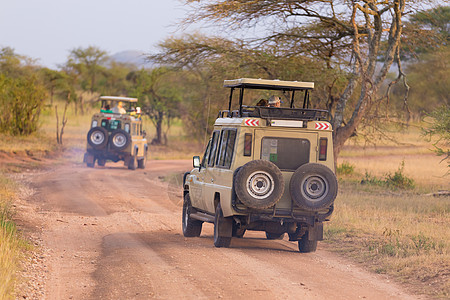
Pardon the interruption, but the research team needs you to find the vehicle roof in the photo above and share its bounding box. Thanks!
[223,78,314,90]
[99,96,138,103]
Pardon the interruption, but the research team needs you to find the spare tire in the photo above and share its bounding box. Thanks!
[87,127,108,150]
[289,163,337,211]
[109,129,131,151]
[234,160,285,209]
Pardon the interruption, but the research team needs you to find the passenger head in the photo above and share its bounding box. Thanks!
[268,96,281,107]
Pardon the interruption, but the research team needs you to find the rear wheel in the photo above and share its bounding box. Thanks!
[182,193,202,237]
[214,204,232,248]
[137,156,146,169]
[97,158,106,167]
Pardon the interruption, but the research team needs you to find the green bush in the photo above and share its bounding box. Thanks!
[361,161,415,190]
[337,161,355,175]
[0,74,47,135]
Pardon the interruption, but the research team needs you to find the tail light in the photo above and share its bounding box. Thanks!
[244,133,252,156]
[319,138,327,161]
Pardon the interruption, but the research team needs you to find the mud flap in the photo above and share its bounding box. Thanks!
[308,223,323,241]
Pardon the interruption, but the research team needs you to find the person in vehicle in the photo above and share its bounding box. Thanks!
[268,96,282,107]
[112,101,126,114]
[256,99,268,106]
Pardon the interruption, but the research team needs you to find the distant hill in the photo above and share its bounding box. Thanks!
[110,50,154,68]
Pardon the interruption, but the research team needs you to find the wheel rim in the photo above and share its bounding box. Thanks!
[246,171,275,199]
[301,175,328,202]
[112,133,127,147]
[90,131,105,145]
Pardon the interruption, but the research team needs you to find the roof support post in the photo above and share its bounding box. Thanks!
[239,88,244,117]
[228,87,234,117]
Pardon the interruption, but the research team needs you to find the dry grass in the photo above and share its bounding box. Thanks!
[330,133,449,298]
[0,175,25,300]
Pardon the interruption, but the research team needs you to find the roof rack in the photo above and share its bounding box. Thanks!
[99,96,138,103]
[222,78,329,121]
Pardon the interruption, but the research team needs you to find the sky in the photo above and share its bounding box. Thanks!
[0,0,189,68]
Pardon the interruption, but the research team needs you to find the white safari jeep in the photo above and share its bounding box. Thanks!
[182,78,337,252]
[84,96,148,170]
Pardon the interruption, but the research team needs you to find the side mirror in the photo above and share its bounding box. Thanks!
[193,156,201,168]
[142,130,146,138]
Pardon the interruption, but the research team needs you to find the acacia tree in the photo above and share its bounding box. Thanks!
[180,0,432,161]
[152,34,348,143]
[127,68,181,145]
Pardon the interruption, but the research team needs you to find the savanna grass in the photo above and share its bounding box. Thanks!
[325,182,450,298]
[0,175,22,299]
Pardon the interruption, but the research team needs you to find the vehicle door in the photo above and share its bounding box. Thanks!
[189,139,212,209]
[201,130,222,213]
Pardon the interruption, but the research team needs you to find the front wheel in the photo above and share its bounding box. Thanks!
[128,153,137,170]
[213,204,232,248]
[182,193,202,237]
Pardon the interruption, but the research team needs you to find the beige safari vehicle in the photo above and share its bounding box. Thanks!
[84,96,148,170]
[182,78,337,252]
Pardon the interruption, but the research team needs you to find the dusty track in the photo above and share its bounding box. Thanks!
[16,160,423,299]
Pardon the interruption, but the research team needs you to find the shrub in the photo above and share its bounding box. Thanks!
[0,74,47,135]
[337,161,355,175]
[361,161,415,190]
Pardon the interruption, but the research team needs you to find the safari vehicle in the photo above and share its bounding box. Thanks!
[182,78,337,252]
[84,96,148,170]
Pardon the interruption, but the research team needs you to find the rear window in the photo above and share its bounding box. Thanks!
[261,137,310,171]
[101,119,121,131]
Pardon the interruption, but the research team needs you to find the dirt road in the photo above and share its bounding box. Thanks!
[16,160,422,299]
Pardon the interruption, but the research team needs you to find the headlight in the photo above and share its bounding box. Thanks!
[124,123,130,133]
[92,120,98,127]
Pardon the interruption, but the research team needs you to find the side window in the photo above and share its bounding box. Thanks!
[201,140,212,168]
[261,137,310,171]
[207,131,220,167]
[132,124,137,135]
[216,129,237,169]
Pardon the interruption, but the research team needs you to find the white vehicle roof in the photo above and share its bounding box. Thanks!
[223,78,314,90]
[99,96,138,103]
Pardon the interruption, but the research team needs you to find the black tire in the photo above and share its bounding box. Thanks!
[234,160,285,209]
[289,163,337,211]
[128,153,137,170]
[137,147,147,169]
[97,158,106,167]
[85,153,95,168]
[265,232,285,240]
[137,157,146,169]
[298,232,318,253]
[87,127,108,150]
[214,204,232,248]
[109,129,131,151]
[182,193,202,237]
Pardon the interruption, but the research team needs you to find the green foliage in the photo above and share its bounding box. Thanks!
[127,68,182,144]
[0,74,47,135]
[336,161,355,176]
[361,161,415,190]
[423,105,450,169]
